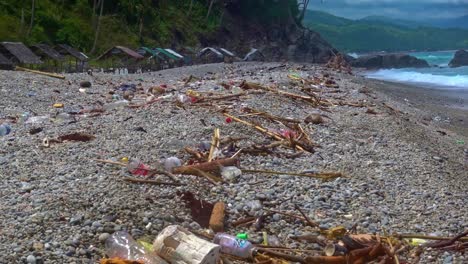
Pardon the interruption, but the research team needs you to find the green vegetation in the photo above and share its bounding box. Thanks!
[0,0,302,55]
[0,0,224,55]
[304,10,468,52]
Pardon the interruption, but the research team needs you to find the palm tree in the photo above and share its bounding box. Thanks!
[26,0,35,37]
[91,0,104,54]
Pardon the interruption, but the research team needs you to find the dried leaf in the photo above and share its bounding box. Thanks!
[100,258,143,264]
[342,234,377,250]
[58,132,95,142]
[178,191,214,228]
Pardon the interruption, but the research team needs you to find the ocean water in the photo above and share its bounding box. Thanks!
[364,50,468,90]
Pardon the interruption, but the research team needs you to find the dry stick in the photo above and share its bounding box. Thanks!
[243,169,344,180]
[15,66,66,79]
[383,229,400,264]
[223,113,306,152]
[256,248,307,264]
[184,147,205,161]
[395,234,468,242]
[294,204,319,227]
[123,177,183,186]
[94,159,180,183]
[423,230,468,248]
[208,128,220,162]
[263,208,310,225]
[93,158,127,167]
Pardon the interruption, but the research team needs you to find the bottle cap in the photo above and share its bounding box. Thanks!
[236,233,248,240]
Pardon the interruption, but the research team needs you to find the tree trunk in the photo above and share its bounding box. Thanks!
[188,0,193,15]
[298,0,310,24]
[92,0,97,29]
[90,0,104,54]
[26,0,35,37]
[20,8,24,36]
[206,0,215,20]
[138,16,143,43]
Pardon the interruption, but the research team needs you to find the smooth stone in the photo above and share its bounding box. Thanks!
[99,233,110,243]
[26,255,36,264]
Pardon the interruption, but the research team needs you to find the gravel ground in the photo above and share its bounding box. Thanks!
[0,62,466,263]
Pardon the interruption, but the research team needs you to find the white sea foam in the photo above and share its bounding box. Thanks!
[366,69,468,89]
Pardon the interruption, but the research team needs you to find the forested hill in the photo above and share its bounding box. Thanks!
[0,0,313,56]
[304,10,468,52]
[0,0,226,54]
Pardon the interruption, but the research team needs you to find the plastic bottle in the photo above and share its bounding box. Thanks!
[163,157,181,172]
[105,231,167,264]
[104,100,129,110]
[221,166,242,182]
[127,159,150,176]
[213,233,255,259]
[18,112,31,123]
[0,124,11,136]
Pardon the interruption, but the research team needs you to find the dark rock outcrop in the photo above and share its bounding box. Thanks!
[449,49,468,68]
[351,54,429,69]
[203,3,338,63]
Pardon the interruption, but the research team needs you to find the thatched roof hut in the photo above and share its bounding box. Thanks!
[31,44,64,61]
[56,44,88,62]
[0,52,13,70]
[243,48,265,61]
[97,46,144,61]
[0,42,42,64]
[198,47,224,63]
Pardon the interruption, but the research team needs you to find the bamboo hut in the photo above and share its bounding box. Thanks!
[0,52,13,70]
[198,47,224,64]
[178,47,196,65]
[136,47,166,71]
[30,43,64,72]
[243,48,265,62]
[218,48,237,63]
[55,44,89,72]
[154,48,183,68]
[96,46,144,73]
[0,42,42,68]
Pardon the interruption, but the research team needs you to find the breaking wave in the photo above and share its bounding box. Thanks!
[366,68,468,89]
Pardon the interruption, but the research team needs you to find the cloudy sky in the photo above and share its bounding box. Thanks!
[308,0,468,20]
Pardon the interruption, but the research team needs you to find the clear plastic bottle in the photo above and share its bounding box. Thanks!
[18,112,31,123]
[213,233,255,259]
[163,157,181,172]
[0,124,11,136]
[105,231,167,264]
[127,159,150,176]
[104,100,129,110]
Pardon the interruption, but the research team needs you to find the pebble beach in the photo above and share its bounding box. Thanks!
[0,62,467,263]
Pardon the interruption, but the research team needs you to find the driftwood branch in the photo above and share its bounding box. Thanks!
[123,177,183,186]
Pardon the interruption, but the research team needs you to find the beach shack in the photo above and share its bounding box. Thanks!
[0,42,42,68]
[154,48,183,68]
[136,47,166,71]
[218,48,237,63]
[178,47,196,65]
[96,46,144,73]
[243,48,265,62]
[55,44,89,72]
[198,47,224,64]
[30,43,64,72]
[0,52,13,70]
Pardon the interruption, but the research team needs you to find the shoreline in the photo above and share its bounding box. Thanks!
[354,74,468,136]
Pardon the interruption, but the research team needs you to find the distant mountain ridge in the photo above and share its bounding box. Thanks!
[360,14,468,30]
[304,10,468,52]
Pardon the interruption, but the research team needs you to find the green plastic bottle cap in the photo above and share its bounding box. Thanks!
[236,233,248,240]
